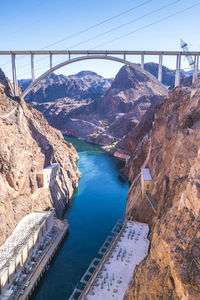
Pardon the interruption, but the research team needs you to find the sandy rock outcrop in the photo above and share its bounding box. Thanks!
[0,69,80,246]
[123,84,200,299]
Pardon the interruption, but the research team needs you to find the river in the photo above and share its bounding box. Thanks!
[31,137,129,300]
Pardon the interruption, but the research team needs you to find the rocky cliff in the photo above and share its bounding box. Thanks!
[48,65,166,147]
[19,71,113,130]
[20,71,113,103]
[18,64,191,150]
[144,62,188,87]
[0,69,80,246]
[123,83,200,299]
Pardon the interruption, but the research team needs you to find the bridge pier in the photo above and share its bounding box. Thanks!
[11,54,18,96]
[31,54,35,82]
[175,54,181,87]
[21,55,169,98]
[158,54,163,83]
[197,56,199,78]
[141,54,144,69]
[50,53,53,69]
[192,55,199,83]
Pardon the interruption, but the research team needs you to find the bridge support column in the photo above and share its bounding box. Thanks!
[141,54,144,69]
[193,55,198,83]
[158,54,163,83]
[175,54,181,87]
[11,54,18,96]
[21,54,169,98]
[50,54,53,69]
[31,54,35,82]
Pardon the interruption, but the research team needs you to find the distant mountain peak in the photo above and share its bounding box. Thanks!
[75,71,99,77]
[111,65,149,90]
[19,70,112,103]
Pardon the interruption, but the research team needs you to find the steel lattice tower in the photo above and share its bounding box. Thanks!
[180,39,195,67]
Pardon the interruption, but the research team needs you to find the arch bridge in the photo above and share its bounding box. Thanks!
[0,50,200,97]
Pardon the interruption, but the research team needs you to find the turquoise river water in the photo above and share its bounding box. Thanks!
[31,137,129,300]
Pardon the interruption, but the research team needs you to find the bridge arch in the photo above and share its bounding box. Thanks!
[21,55,168,98]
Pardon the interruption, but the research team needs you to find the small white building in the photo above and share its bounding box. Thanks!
[141,168,154,198]
[0,211,54,297]
[36,163,60,188]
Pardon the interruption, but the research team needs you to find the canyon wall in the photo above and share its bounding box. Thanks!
[19,65,179,148]
[19,64,192,151]
[0,69,80,246]
[124,84,200,299]
[50,65,166,147]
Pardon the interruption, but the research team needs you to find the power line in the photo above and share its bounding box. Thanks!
[17,58,64,78]
[66,0,181,50]
[0,0,152,68]
[16,57,65,78]
[16,56,49,71]
[93,2,200,49]
[9,2,200,78]
[0,53,32,68]
[5,0,179,73]
[41,0,153,49]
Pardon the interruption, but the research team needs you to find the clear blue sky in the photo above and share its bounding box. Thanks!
[0,0,199,79]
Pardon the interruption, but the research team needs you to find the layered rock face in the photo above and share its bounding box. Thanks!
[20,71,113,103]
[123,84,200,299]
[0,69,80,246]
[144,62,188,87]
[18,64,191,149]
[48,65,166,147]
[19,71,113,130]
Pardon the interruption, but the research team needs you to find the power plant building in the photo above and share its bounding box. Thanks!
[0,211,54,298]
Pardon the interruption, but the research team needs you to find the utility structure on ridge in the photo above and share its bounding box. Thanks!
[180,39,199,82]
[1,49,200,97]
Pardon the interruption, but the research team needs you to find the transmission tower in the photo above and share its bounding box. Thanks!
[180,39,194,67]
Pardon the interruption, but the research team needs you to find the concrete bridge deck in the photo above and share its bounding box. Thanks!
[1,49,199,97]
[0,50,200,55]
